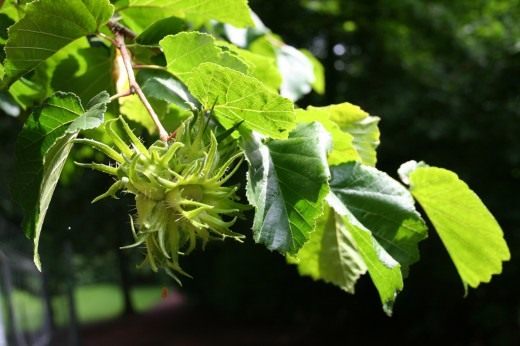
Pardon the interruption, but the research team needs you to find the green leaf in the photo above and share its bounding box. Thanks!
[329,103,380,166]
[123,0,253,28]
[8,77,45,110]
[12,91,109,270]
[116,69,193,134]
[68,91,110,132]
[51,46,115,104]
[136,16,187,45]
[329,162,428,274]
[5,37,93,110]
[119,94,155,134]
[241,122,331,254]
[289,206,367,293]
[8,38,91,110]
[297,103,380,166]
[137,69,197,110]
[341,210,403,316]
[402,161,511,290]
[118,89,190,135]
[223,19,267,49]
[119,8,169,34]
[218,51,250,75]
[216,41,282,90]
[174,0,253,27]
[235,49,281,90]
[296,107,359,165]
[137,70,193,130]
[0,13,15,44]
[3,0,114,85]
[160,32,248,77]
[327,192,403,315]
[5,37,90,110]
[185,62,295,139]
[249,35,277,58]
[0,2,20,24]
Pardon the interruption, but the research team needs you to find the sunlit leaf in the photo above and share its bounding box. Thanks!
[402,161,511,290]
[298,103,380,166]
[296,107,359,165]
[185,63,295,139]
[161,32,248,77]
[3,0,114,85]
[122,0,253,28]
[216,41,282,90]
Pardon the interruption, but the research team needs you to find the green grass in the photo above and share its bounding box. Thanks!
[11,290,45,333]
[131,285,165,312]
[11,284,163,332]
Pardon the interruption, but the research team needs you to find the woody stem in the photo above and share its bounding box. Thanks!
[109,23,169,142]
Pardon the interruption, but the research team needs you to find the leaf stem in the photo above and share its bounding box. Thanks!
[97,32,116,45]
[133,64,167,71]
[109,23,169,142]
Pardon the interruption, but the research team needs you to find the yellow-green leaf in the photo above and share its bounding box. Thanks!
[122,0,253,28]
[297,103,380,166]
[185,63,295,139]
[289,206,367,293]
[160,32,248,77]
[403,161,511,290]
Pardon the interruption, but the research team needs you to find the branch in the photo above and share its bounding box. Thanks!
[109,25,169,142]
[107,19,136,40]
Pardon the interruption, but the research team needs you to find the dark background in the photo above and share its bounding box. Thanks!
[0,0,518,345]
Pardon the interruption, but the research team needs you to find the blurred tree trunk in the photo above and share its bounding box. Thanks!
[42,269,56,332]
[116,227,134,316]
[65,241,80,346]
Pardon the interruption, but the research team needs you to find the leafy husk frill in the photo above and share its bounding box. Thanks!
[76,113,247,281]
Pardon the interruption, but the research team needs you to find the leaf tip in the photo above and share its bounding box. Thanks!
[462,281,469,297]
[382,297,397,317]
[398,160,427,185]
[33,244,42,272]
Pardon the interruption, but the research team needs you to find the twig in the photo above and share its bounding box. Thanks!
[109,90,132,102]
[109,25,169,142]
